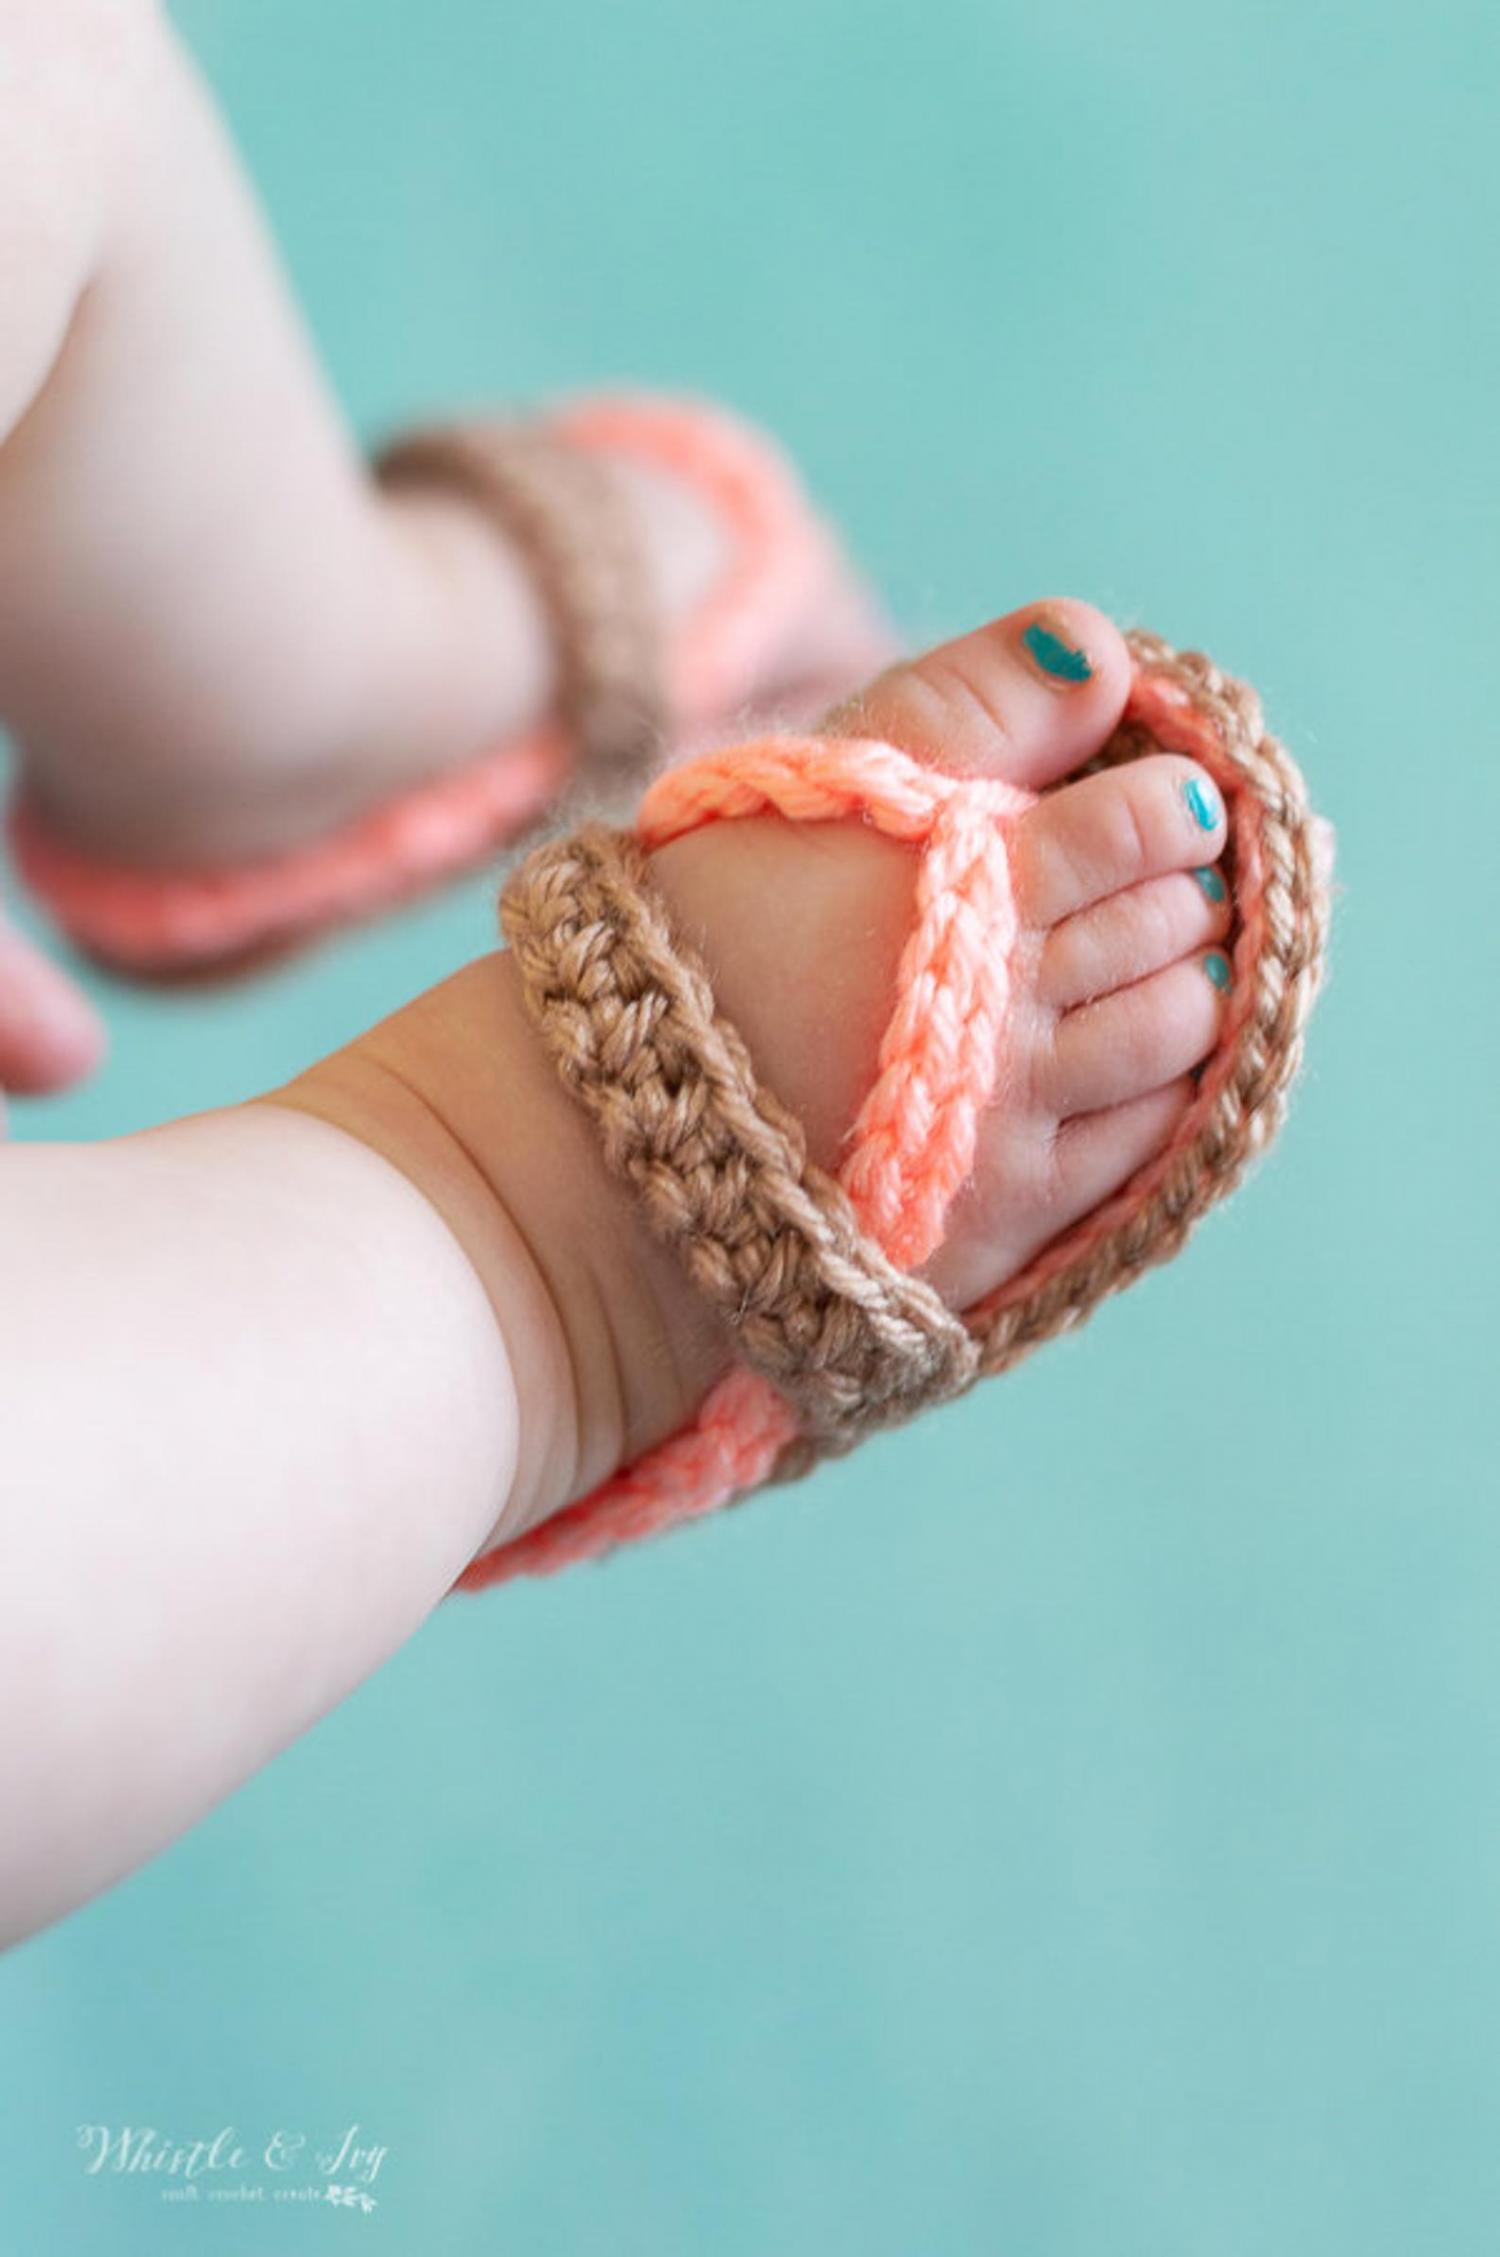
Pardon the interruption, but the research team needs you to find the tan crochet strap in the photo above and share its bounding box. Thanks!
[499,822,980,1447]
[373,421,667,789]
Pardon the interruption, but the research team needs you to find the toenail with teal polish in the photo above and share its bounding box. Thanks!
[1182,775,1221,831]
[1203,950,1232,992]
[1021,618,1094,684]
[1192,865,1227,904]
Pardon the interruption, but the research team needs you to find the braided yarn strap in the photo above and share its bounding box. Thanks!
[460,628,1329,1589]
[374,421,667,791]
[500,826,979,1446]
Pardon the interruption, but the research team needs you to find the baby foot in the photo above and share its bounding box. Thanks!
[656,598,1234,1320]
[280,597,1236,1552]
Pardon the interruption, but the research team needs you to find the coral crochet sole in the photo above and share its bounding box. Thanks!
[460,627,1330,1590]
[5,393,839,975]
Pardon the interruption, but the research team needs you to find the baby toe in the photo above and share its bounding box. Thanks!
[1043,948,1231,1118]
[1048,1076,1197,1220]
[1038,866,1233,1010]
[825,597,1130,788]
[1013,752,1228,929]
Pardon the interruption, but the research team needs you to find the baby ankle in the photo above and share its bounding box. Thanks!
[269,952,731,1555]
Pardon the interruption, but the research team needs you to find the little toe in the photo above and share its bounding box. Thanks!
[1013,753,1228,929]
[1044,949,1231,1118]
[1049,1076,1197,1221]
[1038,866,1233,1010]
[824,597,1131,788]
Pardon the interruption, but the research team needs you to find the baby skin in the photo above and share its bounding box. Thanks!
[0,6,1237,1944]
[0,596,1232,1944]
[0,0,882,1092]
[280,597,1234,1552]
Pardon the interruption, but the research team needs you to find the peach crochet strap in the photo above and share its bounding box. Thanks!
[373,420,667,791]
[461,627,1330,1591]
[471,733,1034,1584]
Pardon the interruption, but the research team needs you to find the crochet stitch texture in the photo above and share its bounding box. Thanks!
[460,627,1329,1589]
[373,421,667,796]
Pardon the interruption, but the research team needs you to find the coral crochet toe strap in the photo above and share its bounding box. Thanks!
[460,627,1330,1591]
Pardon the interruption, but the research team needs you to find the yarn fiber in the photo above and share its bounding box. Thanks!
[6,393,838,972]
[499,824,980,1446]
[374,420,667,794]
[460,627,1330,1587]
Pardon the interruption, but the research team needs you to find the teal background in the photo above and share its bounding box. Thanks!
[2,0,1496,2249]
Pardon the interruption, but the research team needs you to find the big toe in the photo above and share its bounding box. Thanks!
[824,597,1131,788]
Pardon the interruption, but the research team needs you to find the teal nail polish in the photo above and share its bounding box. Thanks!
[1021,618,1093,684]
[1183,775,1220,831]
[1192,865,1227,904]
[1203,950,1232,992]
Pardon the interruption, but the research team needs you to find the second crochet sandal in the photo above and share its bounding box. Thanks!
[460,627,1330,1590]
[5,393,850,975]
